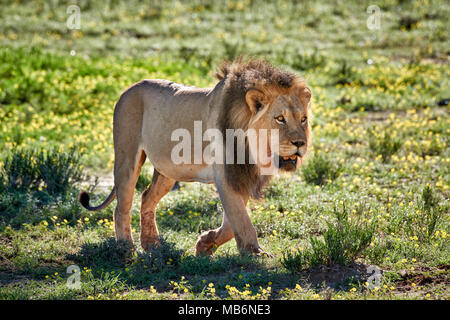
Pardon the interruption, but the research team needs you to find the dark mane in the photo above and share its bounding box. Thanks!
[216,58,305,198]
[215,57,299,92]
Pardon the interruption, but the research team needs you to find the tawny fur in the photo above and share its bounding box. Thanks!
[79,58,312,256]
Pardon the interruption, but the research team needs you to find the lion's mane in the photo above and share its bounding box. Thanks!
[215,58,307,198]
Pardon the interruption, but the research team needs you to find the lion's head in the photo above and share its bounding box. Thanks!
[216,58,312,197]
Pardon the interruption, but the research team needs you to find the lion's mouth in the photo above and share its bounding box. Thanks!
[278,153,300,171]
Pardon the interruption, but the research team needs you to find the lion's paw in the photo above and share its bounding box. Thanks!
[141,236,161,252]
[253,247,274,258]
[195,230,218,256]
[240,244,273,258]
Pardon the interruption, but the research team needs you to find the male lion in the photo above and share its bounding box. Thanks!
[79,58,311,256]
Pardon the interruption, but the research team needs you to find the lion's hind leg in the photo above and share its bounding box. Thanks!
[113,148,146,247]
[140,169,175,251]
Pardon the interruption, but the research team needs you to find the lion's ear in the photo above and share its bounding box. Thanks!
[245,89,267,114]
[297,86,311,107]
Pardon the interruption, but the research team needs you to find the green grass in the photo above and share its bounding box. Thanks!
[282,204,376,270]
[0,0,449,300]
[301,153,343,185]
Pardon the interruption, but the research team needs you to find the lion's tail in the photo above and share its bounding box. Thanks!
[78,187,116,211]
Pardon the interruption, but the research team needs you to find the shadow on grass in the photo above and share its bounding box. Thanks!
[64,237,371,296]
[0,236,374,299]
[63,238,272,289]
[67,238,135,269]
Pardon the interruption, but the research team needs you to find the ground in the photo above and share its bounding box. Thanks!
[0,0,448,300]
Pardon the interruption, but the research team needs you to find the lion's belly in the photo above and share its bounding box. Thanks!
[149,159,215,184]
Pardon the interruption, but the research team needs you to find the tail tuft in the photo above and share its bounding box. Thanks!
[78,191,90,208]
[78,187,116,211]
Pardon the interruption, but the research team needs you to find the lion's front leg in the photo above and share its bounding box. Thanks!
[208,175,268,256]
[195,215,234,256]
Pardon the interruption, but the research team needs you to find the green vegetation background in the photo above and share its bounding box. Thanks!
[0,0,448,300]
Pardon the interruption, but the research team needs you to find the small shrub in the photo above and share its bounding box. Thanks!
[368,128,402,162]
[290,48,325,71]
[36,147,83,196]
[333,60,359,85]
[2,149,40,191]
[70,238,134,269]
[301,153,342,185]
[315,207,374,266]
[404,186,446,242]
[0,191,35,227]
[422,185,437,211]
[282,205,375,271]
[398,16,420,30]
[131,237,184,278]
[280,249,310,273]
[0,147,84,197]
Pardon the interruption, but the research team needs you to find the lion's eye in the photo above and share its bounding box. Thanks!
[301,116,308,124]
[275,115,286,124]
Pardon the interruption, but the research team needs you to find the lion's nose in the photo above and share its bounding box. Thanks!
[291,140,306,148]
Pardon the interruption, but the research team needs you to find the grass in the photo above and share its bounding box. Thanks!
[1,147,83,195]
[0,0,449,300]
[284,204,375,269]
[301,153,343,185]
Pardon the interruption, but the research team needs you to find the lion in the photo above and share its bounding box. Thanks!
[78,58,311,256]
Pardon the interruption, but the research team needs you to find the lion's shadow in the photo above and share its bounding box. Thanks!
[66,237,370,295]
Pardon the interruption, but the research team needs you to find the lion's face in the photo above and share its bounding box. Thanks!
[246,86,311,172]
